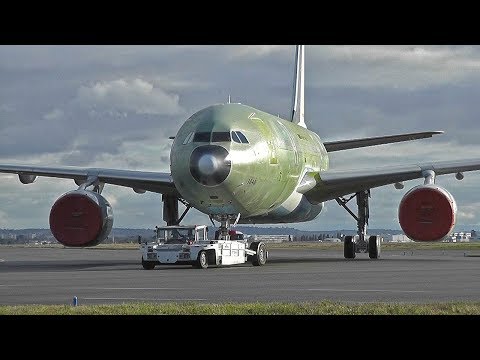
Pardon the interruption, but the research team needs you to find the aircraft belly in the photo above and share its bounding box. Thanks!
[207,204,238,214]
[239,190,324,223]
[269,191,303,216]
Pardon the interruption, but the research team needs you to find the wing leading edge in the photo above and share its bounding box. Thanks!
[323,131,444,152]
[303,159,480,204]
[0,164,180,196]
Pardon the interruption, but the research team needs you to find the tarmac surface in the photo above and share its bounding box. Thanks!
[1,246,480,305]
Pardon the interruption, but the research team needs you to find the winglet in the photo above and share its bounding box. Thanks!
[291,45,306,128]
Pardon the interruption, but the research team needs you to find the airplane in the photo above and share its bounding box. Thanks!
[1,45,480,259]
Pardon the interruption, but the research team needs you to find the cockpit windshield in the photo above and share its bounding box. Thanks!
[193,132,210,142]
[236,131,249,143]
[211,132,231,142]
[231,131,249,144]
[190,131,249,144]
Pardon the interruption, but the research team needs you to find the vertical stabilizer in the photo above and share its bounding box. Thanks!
[290,45,306,128]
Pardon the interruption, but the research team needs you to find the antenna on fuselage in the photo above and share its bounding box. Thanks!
[290,45,306,128]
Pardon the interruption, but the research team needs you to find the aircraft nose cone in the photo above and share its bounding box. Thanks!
[190,145,231,186]
[198,154,218,176]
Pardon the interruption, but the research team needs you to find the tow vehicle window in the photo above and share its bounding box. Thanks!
[164,228,195,244]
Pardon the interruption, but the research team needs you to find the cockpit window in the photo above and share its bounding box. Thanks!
[192,131,247,143]
[236,131,249,144]
[193,132,211,142]
[211,132,231,142]
[231,131,241,143]
[182,132,195,145]
[231,131,249,144]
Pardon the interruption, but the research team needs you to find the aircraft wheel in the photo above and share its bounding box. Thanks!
[344,236,356,259]
[196,250,208,269]
[142,258,155,270]
[250,241,267,266]
[368,235,381,259]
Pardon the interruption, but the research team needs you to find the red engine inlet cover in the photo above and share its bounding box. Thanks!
[49,192,103,247]
[399,186,456,242]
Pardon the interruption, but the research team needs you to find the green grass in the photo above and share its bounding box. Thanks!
[1,301,480,315]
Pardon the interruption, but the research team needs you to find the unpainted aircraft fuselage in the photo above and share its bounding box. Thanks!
[170,103,328,223]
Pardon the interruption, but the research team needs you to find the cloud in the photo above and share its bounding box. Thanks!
[75,138,173,171]
[0,104,15,112]
[308,45,480,89]
[320,46,478,67]
[226,45,290,59]
[104,194,118,207]
[328,140,480,171]
[43,108,64,120]
[0,209,8,226]
[458,210,477,220]
[152,76,211,92]
[75,78,184,115]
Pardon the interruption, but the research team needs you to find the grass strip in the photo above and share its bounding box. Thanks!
[2,301,480,315]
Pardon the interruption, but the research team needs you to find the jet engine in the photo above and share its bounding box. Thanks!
[49,189,113,247]
[398,185,457,242]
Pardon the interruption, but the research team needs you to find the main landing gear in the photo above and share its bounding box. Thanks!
[336,189,381,260]
[162,194,192,226]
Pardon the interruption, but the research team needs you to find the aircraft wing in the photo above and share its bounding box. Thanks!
[303,159,480,203]
[323,131,443,152]
[0,164,180,196]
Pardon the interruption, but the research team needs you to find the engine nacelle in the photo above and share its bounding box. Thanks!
[399,185,457,242]
[49,190,114,247]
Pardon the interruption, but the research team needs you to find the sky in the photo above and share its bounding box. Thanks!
[1,45,480,231]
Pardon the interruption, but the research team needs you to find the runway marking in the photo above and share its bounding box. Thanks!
[305,288,430,293]
[83,297,207,301]
[80,287,194,290]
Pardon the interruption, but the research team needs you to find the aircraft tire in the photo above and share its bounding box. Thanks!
[344,236,356,259]
[368,235,381,259]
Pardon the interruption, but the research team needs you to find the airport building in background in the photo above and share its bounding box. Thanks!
[378,230,478,243]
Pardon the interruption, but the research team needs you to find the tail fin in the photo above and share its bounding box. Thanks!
[290,45,306,128]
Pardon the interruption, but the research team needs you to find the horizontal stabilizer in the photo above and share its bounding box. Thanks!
[324,131,444,152]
